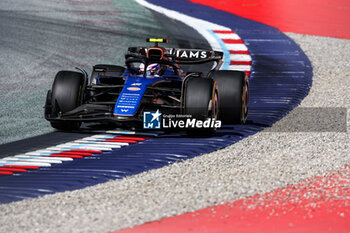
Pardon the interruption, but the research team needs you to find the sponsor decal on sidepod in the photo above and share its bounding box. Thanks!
[127,87,141,91]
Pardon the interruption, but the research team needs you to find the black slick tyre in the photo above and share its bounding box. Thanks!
[49,71,84,130]
[183,77,219,136]
[212,70,249,124]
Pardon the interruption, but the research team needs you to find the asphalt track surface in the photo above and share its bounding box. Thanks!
[0,0,179,145]
[0,0,348,231]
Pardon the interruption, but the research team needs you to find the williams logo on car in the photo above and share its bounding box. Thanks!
[176,50,209,59]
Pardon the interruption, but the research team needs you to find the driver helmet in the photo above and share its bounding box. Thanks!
[139,63,161,75]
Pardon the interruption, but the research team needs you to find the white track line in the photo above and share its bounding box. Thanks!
[105,131,137,135]
[215,33,241,40]
[135,0,251,73]
[230,54,252,61]
[15,155,73,161]
[65,142,121,149]
[78,137,129,145]
[2,157,63,164]
[225,44,249,51]
[0,160,52,167]
[53,144,114,151]
[228,65,252,71]
[135,0,228,51]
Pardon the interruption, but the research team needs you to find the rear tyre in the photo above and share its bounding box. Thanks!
[183,77,219,136]
[212,70,249,124]
[49,71,84,130]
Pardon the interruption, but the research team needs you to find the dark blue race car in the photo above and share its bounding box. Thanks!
[44,38,249,134]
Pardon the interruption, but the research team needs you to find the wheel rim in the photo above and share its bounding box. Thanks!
[214,91,219,120]
[241,82,248,123]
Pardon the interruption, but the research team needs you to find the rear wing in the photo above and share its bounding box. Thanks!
[169,48,223,64]
[126,47,223,65]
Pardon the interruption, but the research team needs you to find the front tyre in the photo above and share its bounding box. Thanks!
[48,71,84,130]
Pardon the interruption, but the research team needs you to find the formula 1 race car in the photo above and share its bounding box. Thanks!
[44,38,249,134]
